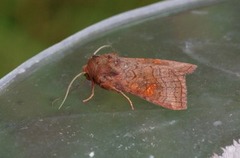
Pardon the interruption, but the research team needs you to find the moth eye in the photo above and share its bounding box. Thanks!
[84,73,90,80]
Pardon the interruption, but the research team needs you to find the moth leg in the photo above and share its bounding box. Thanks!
[113,87,134,110]
[83,80,95,103]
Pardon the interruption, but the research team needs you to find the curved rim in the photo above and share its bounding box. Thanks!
[0,0,223,91]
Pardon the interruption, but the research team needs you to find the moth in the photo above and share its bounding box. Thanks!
[59,45,197,110]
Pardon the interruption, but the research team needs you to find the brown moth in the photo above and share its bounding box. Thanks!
[59,45,197,110]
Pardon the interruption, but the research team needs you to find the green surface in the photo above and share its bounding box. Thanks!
[1,0,240,157]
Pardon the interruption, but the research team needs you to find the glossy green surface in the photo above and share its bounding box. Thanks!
[1,0,239,157]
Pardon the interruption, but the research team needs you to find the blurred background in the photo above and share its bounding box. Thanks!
[0,0,161,78]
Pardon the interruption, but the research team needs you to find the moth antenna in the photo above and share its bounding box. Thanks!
[113,88,135,110]
[93,45,112,55]
[58,72,86,109]
[82,81,95,102]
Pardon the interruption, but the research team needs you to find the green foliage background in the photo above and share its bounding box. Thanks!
[0,0,160,78]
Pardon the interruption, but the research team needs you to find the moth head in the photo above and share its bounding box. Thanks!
[82,55,102,81]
